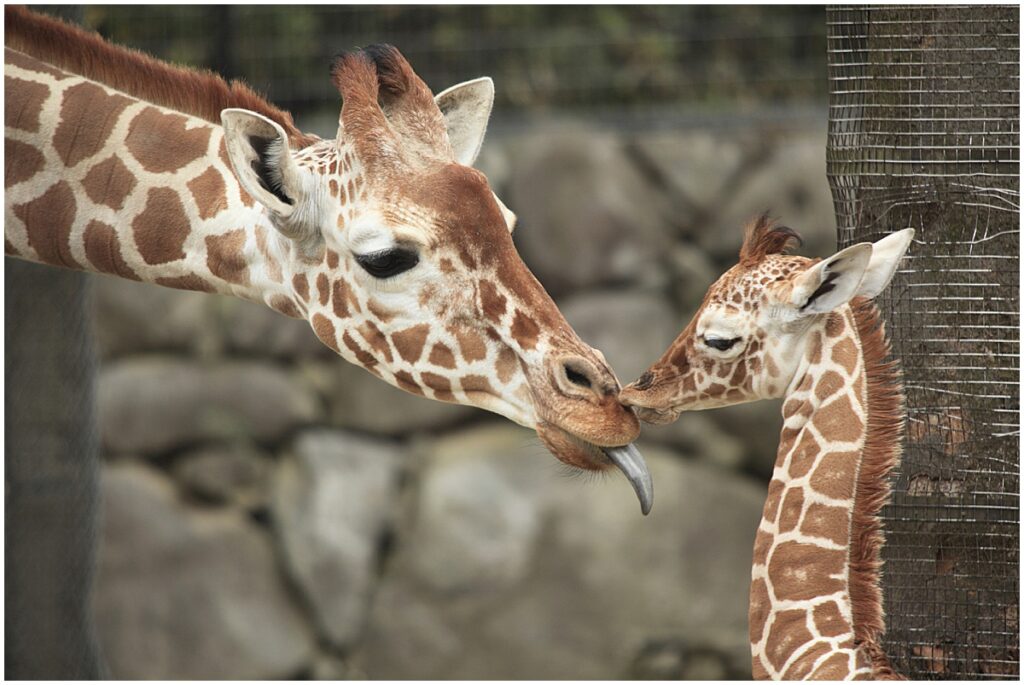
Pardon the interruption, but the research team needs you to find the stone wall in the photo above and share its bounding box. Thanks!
[89,121,837,679]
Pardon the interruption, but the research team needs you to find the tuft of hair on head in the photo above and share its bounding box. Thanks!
[738,214,804,266]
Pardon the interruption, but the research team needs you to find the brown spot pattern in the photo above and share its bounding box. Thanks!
[831,337,859,375]
[813,601,850,638]
[5,48,68,79]
[53,82,133,167]
[496,346,518,385]
[392,324,430,363]
[205,229,250,285]
[782,642,833,680]
[312,313,339,352]
[429,343,456,369]
[270,295,302,319]
[813,395,863,444]
[765,609,814,671]
[82,155,136,210]
[126,106,211,173]
[808,450,859,501]
[787,431,820,479]
[510,310,540,350]
[359,321,393,363]
[5,76,49,133]
[14,180,79,268]
[814,369,847,402]
[393,370,423,395]
[777,486,804,533]
[132,187,190,265]
[5,137,44,187]
[810,653,851,679]
[749,577,770,643]
[762,478,785,523]
[461,374,493,394]
[187,166,227,219]
[366,298,396,324]
[454,327,487,363]
[332,278,360,318]
[769,542,846,601]
[83,220,139,280]
[292,274,309,302]
[479,279,506,322]
[826,312,846,337]
[156,273,214,292]
[802,503,851,546]
[421,372,454,402]
[342,331,377,368]
[316,273,330,306]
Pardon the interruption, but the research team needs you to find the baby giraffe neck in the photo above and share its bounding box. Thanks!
[749,300,904,680]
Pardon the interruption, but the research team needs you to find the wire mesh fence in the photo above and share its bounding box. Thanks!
[827,5,1019,679]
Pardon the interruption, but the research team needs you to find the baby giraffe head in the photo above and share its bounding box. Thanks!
[218,46,648,508]
[620,216,914,422]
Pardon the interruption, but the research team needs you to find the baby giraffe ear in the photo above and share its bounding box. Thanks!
[434,77,494,166]
[221,109,305,218]
[856,228,915,299]
[790,243,873,315]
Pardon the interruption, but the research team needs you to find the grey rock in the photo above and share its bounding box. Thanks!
[641,411,746,471]
[666,242,719,312]
[92,275,210,359]
[354,425,764,679]
[706,401,785,480]
[505,127,674,295]
[99,358,320,455]
[217,296,329,360]
[298,359,479,436]
[560,289,680,387]
[272,429,405,649]
[172,442,273,508]
[93,464,313,679]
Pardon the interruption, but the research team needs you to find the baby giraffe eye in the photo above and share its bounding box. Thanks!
[703,336,741,351]
[354,247,419,279]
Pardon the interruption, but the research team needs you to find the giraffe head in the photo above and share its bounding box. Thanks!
[620,217,914,422]
[219,46,646,497]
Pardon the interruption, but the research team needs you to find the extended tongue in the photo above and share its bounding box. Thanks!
[601,443,654,515]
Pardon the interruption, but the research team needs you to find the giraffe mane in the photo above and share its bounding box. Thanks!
[848,296,906,679]
[4,5,317,147]
[738,214,803,266]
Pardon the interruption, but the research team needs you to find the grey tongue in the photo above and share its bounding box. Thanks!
[601,443,654,515]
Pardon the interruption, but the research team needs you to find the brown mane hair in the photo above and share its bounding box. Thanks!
[4,5,317,147]
[848,296,906,679]
[738,214,803,267]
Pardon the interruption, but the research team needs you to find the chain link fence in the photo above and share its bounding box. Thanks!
[827,5,1019,679]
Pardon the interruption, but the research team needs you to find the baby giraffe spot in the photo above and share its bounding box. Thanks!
[82,155,137,210]
[359,321,393,363]
[133,187,190,265]
[439,257,455,274]
[206,229,250,286]
[270,295,302,319]
[809,652,853,679]
[292,274,310,302]
[808,450,860,501]
[802,502,850,546]
[777,486,805,533]
[808,331,823,365]
[496,346,518,385]
[5,48,68,79]
[815,370,847,402]
[53,83,133,167]
[429,343,457,369]
[366,298,396,324]
[326,250,340,269]
[813,395,863,444]
[461,374,494,395]
[83,220,140,281]
[788,431,821,479]
[705,382,726,397]
[729,361,747,387]
[749,577,770,643]
[826,312,846,337]
[511,310,540,350]
[479,280,507,323]
[831,337,859,375]
[762,478,785,524]
[421,372,455,402]
[155,273,214,293]
[15,180,79,269]
[311,313,340,353]
[392,324,431,363]
[332,278,355,318]
[764,609,815,672]
[769,542,846,602]
[752,529,773,567]
[126,106,211,173]
[393,370,423,396]
[813,601,851,639]
[782,642,834,680]
[187,166,228,220]
[316,273,330,306]
[454,327,488,363]
[5,137,44,187]
[342,330,377,369]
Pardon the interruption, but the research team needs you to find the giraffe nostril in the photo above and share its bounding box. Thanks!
[564,364,593,390]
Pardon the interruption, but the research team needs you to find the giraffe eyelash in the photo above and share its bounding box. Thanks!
[703,336,741,351]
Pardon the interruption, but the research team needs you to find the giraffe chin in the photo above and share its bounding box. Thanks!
[536,423,654,515]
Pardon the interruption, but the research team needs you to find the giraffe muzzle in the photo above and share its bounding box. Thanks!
[601,443,653,515]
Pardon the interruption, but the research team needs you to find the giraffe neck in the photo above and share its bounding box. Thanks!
[5,47,334,319]
[749,301,904,680]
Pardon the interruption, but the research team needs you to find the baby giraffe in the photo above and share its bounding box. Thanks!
[621,217,914,680]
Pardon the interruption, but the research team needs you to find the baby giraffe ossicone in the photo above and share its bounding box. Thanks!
[621,217,914,680]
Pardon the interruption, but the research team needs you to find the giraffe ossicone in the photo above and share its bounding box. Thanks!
[4,6,653,512]
[621,217,915,679]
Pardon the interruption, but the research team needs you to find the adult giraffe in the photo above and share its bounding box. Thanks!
[621,217,915,678]
[4,6,652,512]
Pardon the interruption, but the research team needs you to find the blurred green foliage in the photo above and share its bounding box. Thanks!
[52,6,827,119]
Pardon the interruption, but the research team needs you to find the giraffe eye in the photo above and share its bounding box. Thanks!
[354,247,419,279]
[703,336,740,352]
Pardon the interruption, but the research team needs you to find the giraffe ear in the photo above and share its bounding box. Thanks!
[435,77,494,166]
[856,228,915,299]
[221,109,304,218]
[790,243,873,315]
